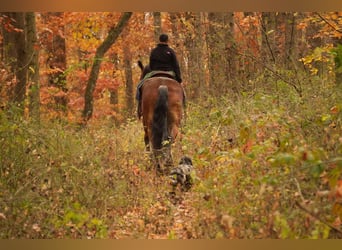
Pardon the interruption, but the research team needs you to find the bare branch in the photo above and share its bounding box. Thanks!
[295,200,342,235]
[316,12,342,34]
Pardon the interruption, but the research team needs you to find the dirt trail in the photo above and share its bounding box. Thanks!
[168,192,197,239]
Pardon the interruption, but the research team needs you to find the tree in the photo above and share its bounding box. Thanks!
[284,12,297,69]
[1,13,28,113]
[153,12,161,41]
[207,12,235,95]
[13,13,27,109]
[1,13,17,104]
[109,53,119,107]
[122,29,134,115]
[238,12,261,82]
[1,13,17,73]
[0,13,40,118]
[26,12,40,121]
[40,12,67,113]
[261,12,276,64]
[183,12,207,98]
[315,12,342,85]
[83,12,132,121]
[41,12,66,90]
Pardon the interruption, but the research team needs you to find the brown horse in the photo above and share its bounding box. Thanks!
[138,61,185,173]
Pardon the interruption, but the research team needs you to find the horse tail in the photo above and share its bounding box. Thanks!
[152,85,169,149]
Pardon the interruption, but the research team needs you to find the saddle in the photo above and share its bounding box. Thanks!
[147,70,176,80]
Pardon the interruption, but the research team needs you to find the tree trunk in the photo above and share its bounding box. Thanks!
[1,13,17,70]
[110,53,119,106]
[241,12,260,82]
[169,12,186,89]
[274,12,287,66]
[306,13,324,76]
[40,12,68,113]
[184,12,207,99]
[13,13,27,110]
[284,12,297,69]
[83,12,132,121]
[153,12,161,41]
[44,12,67,90]
[1,13,17,100]
[261,12,276,64]
[26,12,40,121]
[333,40,342,85]
[123,39,134,115]
[207,12,235,95]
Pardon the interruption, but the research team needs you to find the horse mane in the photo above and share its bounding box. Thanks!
[138,60,144,71]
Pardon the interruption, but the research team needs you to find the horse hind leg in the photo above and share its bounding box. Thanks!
[153,144,173,175]
[144,132,150,151]
[164,143,173,170]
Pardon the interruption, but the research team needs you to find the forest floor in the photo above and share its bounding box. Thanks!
[1,81,342,239]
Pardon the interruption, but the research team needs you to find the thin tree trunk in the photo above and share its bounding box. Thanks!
[274,12,287,66]
[225,12,236,92]
[13,12,27,111]
[40,12,68,113]
[45,12,66,90]
[284,12,296,69]
[261,12,276,64]
[184,12,206,99]
[207,12,234,95]
[123,43,133,115]
[169,12,186,90]
[241,12,260,82]
[110,53,119,106]
[83,12,132,121]
[1,13,17,70]
[1,13,17,100]
[334,39,342,85]
[153,12,161,41]
[306,12,324,76]
[26,12,40,121]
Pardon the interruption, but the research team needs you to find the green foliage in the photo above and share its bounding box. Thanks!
[300,44,335,77]
[332,43,342,74]
[52,202,108,238]
[1,72,341,239]
[178,74,342,239]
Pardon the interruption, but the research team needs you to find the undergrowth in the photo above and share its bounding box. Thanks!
[0,77,341,239]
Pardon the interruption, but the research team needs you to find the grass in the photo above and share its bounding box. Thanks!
[0,77,341,239]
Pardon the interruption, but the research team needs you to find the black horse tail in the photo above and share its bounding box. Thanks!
[152,85,169,150]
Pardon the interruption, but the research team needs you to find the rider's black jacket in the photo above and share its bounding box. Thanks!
[149,43,182,83]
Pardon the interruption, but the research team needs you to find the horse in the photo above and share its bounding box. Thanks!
[137,61,185,174]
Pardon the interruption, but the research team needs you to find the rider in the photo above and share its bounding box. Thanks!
[136,33,183,118]
[149,33,182,84]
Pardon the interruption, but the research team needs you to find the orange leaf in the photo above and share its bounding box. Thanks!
[330,106,339,115]
[242,139,254,154]
[132,165,140,176]
[336,180,342,198]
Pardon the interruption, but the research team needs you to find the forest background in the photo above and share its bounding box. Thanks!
[0,12,341,239]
